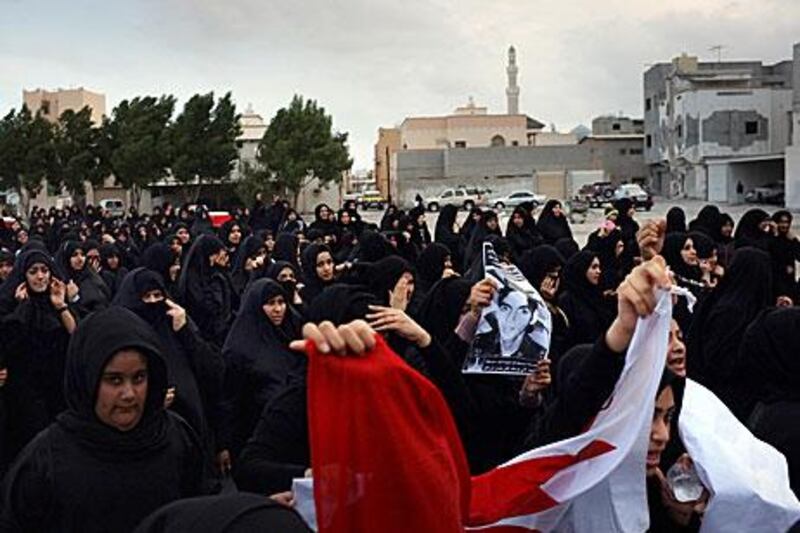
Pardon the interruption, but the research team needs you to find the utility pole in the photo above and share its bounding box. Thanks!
[709,45,726,63]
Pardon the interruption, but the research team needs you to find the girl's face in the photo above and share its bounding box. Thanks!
[647,386,675,473]
[26,262,51,293]
[586,257,601,285]
[277,267,296,283]
[667,320,686,377]
[70,248,86,271]
[486,218,499,231]
[176,228,190,244]
[680,238,698,266]
[720,221,733,238]
[615,240,625,258]
[513,213,524,228]
[228,225,242,245]
[315,251,335,282]
[263,294,287,326]
[552,204,563,217]
[340,212,351,225]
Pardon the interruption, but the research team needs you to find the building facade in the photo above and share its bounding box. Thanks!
[644,51,795,201]
[23,87,106,125]
[374,127,401,200]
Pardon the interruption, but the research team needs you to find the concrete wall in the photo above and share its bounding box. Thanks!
[374,127,401,199]
[400,114,529,149]
[23,88,106,124]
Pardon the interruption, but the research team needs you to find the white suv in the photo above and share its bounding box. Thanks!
[426,187,486,212]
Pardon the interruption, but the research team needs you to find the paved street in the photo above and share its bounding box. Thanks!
[357,198,790,248]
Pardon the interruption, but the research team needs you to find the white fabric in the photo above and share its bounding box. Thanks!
[679,379,800,533]
[469,290,672,532]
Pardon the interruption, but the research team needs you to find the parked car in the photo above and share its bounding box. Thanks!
[427,187,487,212]
[98,198,125,218]
[613,184,653,211]
[358,190,386,210]
[492,191,547,210]
[576,181,616,208]
[745,183,784,205]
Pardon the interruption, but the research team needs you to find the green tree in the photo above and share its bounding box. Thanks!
[169,92,241,201]
[49,107,107,203]
[0,106,56,217]
[105,95,175,210]
[253,95,352,207]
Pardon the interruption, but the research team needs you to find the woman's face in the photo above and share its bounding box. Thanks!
[141,289,165,304]
[647,386,675,473]
[106,255,120,271]
[169,261,181,282]
[512,213,524,228]
[680,238,698,266]
[228,225,242,245]
[263,294,287,326]
[95,349,148,432]
[277,267,296,283]
[25,262,51,293]
[615,239,625,258]
[721,221,733,238]
[315,251,335,282]
[210,249,229,268]
[586,257,601,285]
[497,290,532,356]
[70,248,86,271]
[319,207,330,221]
[486,218,499,231]
[552,204,563,217]
[176,228,190,244]
[340,212,351,225]
[667,320,686,377]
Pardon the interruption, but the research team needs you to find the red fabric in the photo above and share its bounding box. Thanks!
[466,439,616,527]
[307,335,471,533]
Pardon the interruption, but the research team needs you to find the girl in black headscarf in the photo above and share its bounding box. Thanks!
[414,243,452,297]
[380,204,400,232]
[218,219,245,258]
[662,233,703,288]
[687,247,773,417]
[177,235,233,347]
[505,205,542,261]
[740,307,800,496]
[229,235,267,296]
[769,210,800,303]
[221,280,304,460]
[141,243,181,298]
[56,240,111,315]
[734,208,771,250]
[537,200,573,245]
[558,250,615,349]
[308,203,337,241]
[277,208,305,235]
[113,269,224,447]
[299,243,336,305]
[1,307,208,532]
[272,232,299,268]
[665,206,687,234]
[519,245,569,360]
[465,210,502,267]
[459,207,483,250]
[1,250,77,460]
[688,204,722,241]
[407,206,433,250]
[435,204,464,269]
[586,226,625,292]
[98,242,129,297]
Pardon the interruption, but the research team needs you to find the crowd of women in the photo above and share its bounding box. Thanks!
[0,193,798,531]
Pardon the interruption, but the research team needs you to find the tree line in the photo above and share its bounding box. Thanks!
[0,92,352,213]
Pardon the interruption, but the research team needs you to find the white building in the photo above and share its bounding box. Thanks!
[785,44,800,211]
[644,50,795,202]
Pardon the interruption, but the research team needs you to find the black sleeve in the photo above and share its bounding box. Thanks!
[522,335,625,450]
[0,436,54,531]
[232,383,309,495]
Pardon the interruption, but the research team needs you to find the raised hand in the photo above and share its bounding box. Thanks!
[637,219,667,261]
[165,299,187,331]
[366,305,431,348]
[290,319,377,356]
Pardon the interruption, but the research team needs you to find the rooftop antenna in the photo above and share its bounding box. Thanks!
[709,45,726,62]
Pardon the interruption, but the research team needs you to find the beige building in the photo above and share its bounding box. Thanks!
[23,87,106,124]
[374,127,401,199]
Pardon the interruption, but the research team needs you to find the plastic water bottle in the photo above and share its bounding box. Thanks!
[667,460,704,502]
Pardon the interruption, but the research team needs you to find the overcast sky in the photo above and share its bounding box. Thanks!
[1,0,798,171]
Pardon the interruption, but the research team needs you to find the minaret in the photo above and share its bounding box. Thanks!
[506,46,520,115]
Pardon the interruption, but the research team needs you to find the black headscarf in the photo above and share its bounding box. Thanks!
[57,307,171,457]
[299,243,334,304]
[230,235,264,295]
[415,243,450,293]
[537,200,572,245]
[414,277,471,351]
[363,255,414,306]
[561,250,606,310]
[307,284,378,325]
[272,233,299,267]
[0,249,61,327]
[465,210,502,266]
[355,230,395,263]
[734,208,770,250]
[665,207,687,234]
[586,228,625,291]
[505,205,541,260]
[519,245,565,293]
[141,243,179,294]
[689,204,722,242]
[177,234,226,307]
[435,204,463,269]
[662,233,703,283]
[554,237,580,261]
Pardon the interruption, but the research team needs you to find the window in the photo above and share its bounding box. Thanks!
[442,190,453,198]
[619,148,627,155]
[490,135,506,147]
[646,135,652,148]
[745,121,759,135]
[454,140,467,148]
[235,141,243,149]
[629,148,643,155]
[511,140,519,146]
[676,124,683,138]
[612,123,621,131]
[645,98,652,112]
[40,100,50,115]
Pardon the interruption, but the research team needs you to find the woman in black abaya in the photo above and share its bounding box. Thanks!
[218,219,245,258]
[464,210,502,267]
[229,235,267,296]
[221,279,304,460]
[113,269,224,445]
[505,205,542,261]
[537,200,572,245]
[272,233,299,268]
[557,250,615,350]
[56,240,111,315]
[1,250,77,460]
[1,307,208,533]
[141,242,181,298]
[299,243,336,305]
[519,245,569,360]
[98,242,129,298]
[177,235,233,347]
[687,247,773,417]
[435,204,463,269]
[734,208,771,250]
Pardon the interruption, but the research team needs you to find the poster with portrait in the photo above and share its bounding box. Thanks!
[462,242,552,375]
